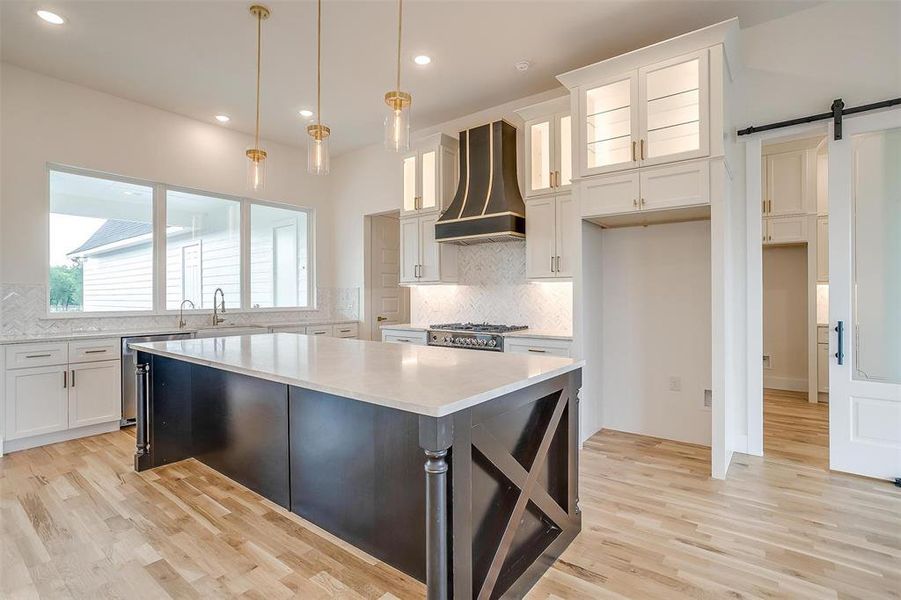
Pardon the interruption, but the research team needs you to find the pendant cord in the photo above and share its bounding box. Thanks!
[395,0,402,93]
[317,0,322,126]
[254,10,262,150]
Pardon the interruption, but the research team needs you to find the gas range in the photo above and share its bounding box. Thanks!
[427,323,528,352]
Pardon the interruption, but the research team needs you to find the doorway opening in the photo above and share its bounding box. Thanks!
[759,133,829,469]
[362,211,410,341]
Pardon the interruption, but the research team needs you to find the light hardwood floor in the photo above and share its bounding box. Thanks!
[763,388,829,469]
[2,419,899,599]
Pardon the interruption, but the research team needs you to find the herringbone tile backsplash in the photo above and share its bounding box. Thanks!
[411,241,572,332]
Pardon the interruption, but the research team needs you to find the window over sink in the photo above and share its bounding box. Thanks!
[47,166,315,315]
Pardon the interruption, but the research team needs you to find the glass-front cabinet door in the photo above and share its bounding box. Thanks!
[557,113,572,189]
[526,118,553,196]
[582,73,639,176]
[419,150,437,212]
[401,153,418,215]
[638,49,709,166]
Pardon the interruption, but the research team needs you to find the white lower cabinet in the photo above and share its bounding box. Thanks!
[504,337,573,357]
[334,323,359,338]
[69,360,121,428]
[4,365,69,440]
[381,329,428,345]
[305,325,334,337]
[2,338,122,449]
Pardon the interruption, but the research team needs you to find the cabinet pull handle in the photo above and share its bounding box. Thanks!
[313,331,326,335]
[640,139,645,160]
[550,256,555,273]
[339,329,351,333]
[769,199,772,214]
[632,140,637,162]
[527,348,547,353]
[63,371,67,389]
[26,353,52,358]
[640,198,645,207]
[84,349,107,354]
[397,338,411,343]
[70,370,75,388]
[556,256,561,272]
[633,199,638,208]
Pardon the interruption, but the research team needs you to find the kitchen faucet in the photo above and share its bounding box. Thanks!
[212,288,226,326]
[178,299,195,329]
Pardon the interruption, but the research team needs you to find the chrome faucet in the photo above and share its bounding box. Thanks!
[178,299,195,329]
[212,288,226,326]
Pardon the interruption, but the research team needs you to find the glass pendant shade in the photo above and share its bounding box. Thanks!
[384,92,411,152]
[246,148,267,191]
[307,124,330,175]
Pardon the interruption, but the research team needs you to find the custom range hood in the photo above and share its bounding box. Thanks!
[435,120,525,244]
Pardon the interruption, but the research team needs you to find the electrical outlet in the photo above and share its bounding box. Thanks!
[703,389,712,409]
[668,376,682,392]
[762,354,772,369]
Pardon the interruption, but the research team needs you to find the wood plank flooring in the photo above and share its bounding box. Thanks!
[2,413,899,599]
[763,388,829,469]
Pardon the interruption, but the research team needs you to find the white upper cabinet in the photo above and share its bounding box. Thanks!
[571,49,711,178]
[639,50,709,166]
[525,193,573,280]
[400,133,458,216]
[582,73,639,176]
[765,149,807,216]
[399,214,457,285]
[517,97,573,198]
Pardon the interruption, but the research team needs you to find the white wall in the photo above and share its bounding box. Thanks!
[588,221,713,446]
[0,63,334,293]
[762,246,808,391]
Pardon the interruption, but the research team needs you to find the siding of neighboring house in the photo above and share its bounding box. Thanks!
[80,222,309,311]
[82,244,153,311]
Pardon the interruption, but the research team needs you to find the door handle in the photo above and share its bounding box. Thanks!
[377,316,389,322]
[834,320,844,365]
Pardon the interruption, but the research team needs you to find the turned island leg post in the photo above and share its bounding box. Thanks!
[420,415,453,600]
[134,361,151,471]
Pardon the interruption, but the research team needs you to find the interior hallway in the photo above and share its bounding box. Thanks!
[763,388,829,470]
[1,423,898,599]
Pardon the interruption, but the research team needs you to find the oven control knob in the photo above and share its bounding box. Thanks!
[444,336,450,343]
[488,339,497,347]
[478,339,486,346]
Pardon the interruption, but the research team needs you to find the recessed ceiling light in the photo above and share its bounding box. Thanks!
[413,55,431,66]
[514,59,532,72]
[299,109,314,118]
[215,115,230,123]
[36,9,65,25]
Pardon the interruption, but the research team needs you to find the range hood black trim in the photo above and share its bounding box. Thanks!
[436,120,525,244]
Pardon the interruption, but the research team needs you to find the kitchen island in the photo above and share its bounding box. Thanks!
[130,333,583,600]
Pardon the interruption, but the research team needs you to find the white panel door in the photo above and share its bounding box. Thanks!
[399,217,420,284]
[554,194,576,278]
[68,360,121,428]
[369,215,408,338]
[417,214,441,283]
[580,171,640,217]
[827,110,901,481]
[4,366,69,440]
[525,197,557,279]
[639,159,709,212]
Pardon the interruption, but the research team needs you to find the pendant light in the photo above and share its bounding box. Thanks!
[246,4,270,191]
[384,0,411,152]
[307,0,330,175]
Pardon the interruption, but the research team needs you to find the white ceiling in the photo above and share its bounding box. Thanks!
[1,0,818,155]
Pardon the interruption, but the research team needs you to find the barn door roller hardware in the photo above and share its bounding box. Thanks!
[737,97,901,140]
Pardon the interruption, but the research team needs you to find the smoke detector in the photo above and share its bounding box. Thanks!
[514,59,532,72]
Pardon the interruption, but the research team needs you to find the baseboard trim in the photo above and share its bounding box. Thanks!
[3,421,121,454]
[763,375,808,392]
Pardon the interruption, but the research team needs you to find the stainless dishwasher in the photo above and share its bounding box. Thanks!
[121,332,192,425]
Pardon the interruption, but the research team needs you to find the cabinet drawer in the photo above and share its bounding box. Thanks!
[765,215,808,245]
[334,323,359,338]
[270,326,306,333]
[4,342,68,369]
[504,338,572,357]
[305,325,334,337]
[68,338,120,364]
[639,160,709,212]
[581,171,640,217]
[382,331,427,345]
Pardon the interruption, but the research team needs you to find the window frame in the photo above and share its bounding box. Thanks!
[45,164,316,318]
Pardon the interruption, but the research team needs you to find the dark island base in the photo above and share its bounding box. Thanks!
[135,352,581,599]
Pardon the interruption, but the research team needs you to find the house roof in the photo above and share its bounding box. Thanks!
[68,219,152,256]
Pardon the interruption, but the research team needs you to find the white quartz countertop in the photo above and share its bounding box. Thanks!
[131,333,583,417]
[380,324,573,341]
[0,320,358,345]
